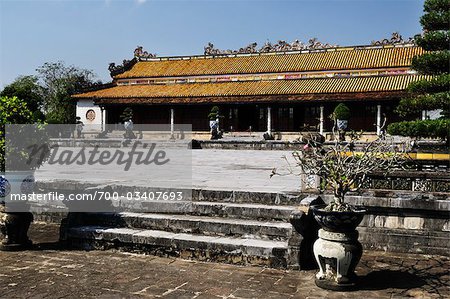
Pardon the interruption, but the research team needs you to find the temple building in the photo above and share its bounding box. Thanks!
[74,38,426,139]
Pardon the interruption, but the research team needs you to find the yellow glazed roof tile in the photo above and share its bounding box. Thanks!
[75,75,428,99]
[115,46,424,79]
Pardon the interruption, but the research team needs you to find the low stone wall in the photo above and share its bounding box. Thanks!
[322,191,449,256]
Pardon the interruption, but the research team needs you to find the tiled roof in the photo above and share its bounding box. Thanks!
[114,46,423,79]
[74,74,428,100]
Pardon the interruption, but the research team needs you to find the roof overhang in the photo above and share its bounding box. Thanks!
[91,91,406,106]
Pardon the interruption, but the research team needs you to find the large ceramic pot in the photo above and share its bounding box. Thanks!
[336,119,348,130]
[0,172,35,251]
[311,205,365,232]
[311,204,366,291]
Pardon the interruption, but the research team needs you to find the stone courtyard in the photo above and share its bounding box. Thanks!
[0,223,449,299]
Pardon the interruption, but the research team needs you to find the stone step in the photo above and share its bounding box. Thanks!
[81,212,293,241]
[192,201,297,221]
[106,200,298,221]
[67,226,289,268]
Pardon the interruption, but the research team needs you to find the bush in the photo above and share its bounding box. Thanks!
[332,103,351,120]
[387,119,450,140]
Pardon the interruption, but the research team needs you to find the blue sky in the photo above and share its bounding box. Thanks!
[0,0,424,88]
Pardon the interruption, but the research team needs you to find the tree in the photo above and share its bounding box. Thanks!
[272,132,407,212]
[36,61,101,124]
[387,0,450,141]
[0,96,34,172]
[0,76,44,121]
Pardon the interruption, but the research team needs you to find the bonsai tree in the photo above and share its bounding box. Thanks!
[120,107,133,123]
[273,130,407,212]
[387,0,450,142]
[208,106,220,121]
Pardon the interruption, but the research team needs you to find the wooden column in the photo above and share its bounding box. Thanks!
[267,106,272,135]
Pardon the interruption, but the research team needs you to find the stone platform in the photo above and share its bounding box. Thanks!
[0,223,448,298]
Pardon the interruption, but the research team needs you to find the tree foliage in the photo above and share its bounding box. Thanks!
[0,62,100,125]
[332,103,351,120]
[423,0,450,12]
[36,61,101,124]
[0,96,35,172]
[273,133,407,211]
[388,0,450,141]
[407,74,450,93]
[396,92,450,117]
[0,76,44,121]
[415,31,450,51]
[411,51,450,75]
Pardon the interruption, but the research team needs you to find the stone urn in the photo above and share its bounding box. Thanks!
[310,204,366,291]
[0,173,35,251]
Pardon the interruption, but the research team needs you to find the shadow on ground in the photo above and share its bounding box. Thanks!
[358,270,425,290]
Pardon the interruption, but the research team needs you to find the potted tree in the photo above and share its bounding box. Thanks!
[0,96,50,251]
[120,107,135,139]
[332,103,351,141]
[333,103,351,131]
[273,129,406,290]
[208,106,223,140]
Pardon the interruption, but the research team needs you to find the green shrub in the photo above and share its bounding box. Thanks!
[332,103,351,120]
[387,119,450,140]
[208,106,220,120]
[0,96,35,172]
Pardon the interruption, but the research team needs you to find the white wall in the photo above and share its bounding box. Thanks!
[76,99,103,131]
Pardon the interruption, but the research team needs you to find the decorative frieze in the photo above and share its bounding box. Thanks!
[204,38,338,55]
[371,32,415,46]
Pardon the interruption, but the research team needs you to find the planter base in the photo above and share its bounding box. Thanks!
[315,277,357,291]
[313,229,362,291]
[0,240,32,251]
[0,212,33,251]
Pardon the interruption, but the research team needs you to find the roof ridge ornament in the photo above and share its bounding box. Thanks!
[371,32,415,46]
[134,46,157,59]
[108,58,137,77]
[204,38,339,55]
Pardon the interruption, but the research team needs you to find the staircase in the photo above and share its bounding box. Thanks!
[63,191,315,269]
